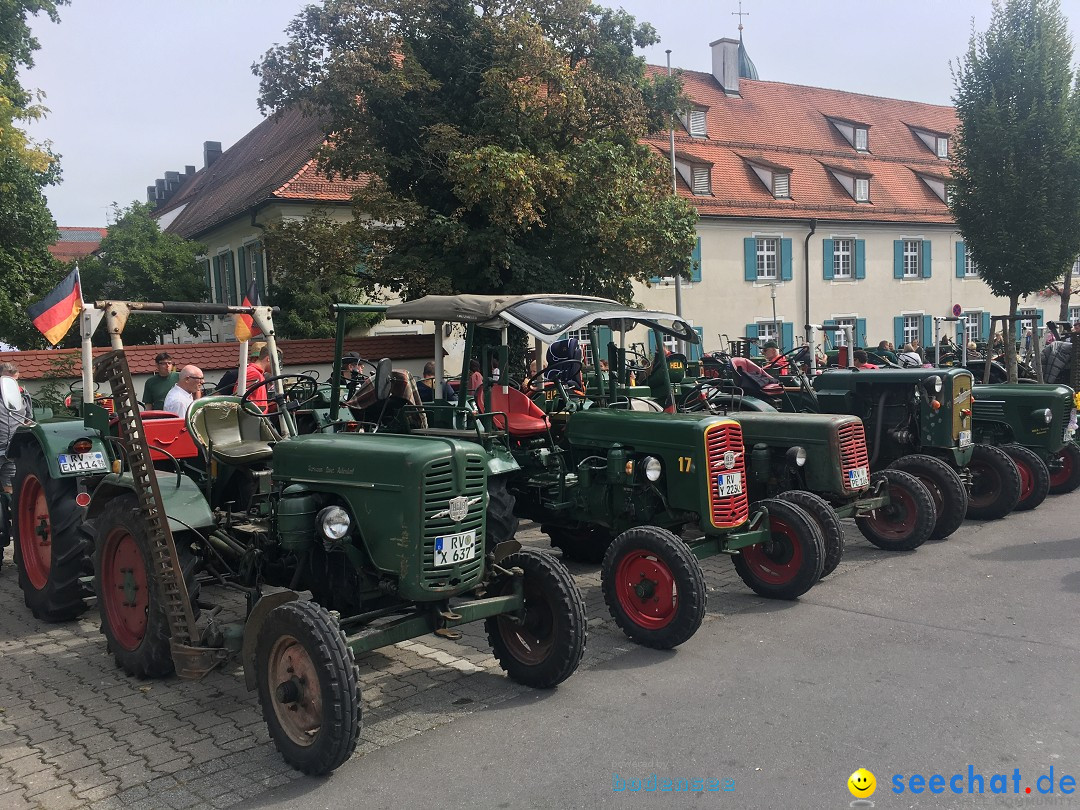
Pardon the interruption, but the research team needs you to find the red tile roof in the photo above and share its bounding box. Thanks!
[48,227,108,261]
[645,68,958,224]
[0,335,434,381]
[154,107,369,240]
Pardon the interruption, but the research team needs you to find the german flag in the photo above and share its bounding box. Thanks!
[234,278,262,341]
[28,267,83,345]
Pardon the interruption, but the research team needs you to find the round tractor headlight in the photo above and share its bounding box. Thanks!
[642,455,663,482]
[925,375,943,394]
[787,446,807,467]
[318,505,352,541]
[1032,407,1053,425]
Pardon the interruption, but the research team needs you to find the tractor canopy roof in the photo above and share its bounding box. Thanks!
[386,294,699,344]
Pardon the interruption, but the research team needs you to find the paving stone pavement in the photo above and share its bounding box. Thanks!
[0,519,893,810]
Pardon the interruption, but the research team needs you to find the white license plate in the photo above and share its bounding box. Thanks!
[716,472,743,497]
[958,430,972,448]
[848,466,870,488]
[434,530,477,567]
[58,452,106,474]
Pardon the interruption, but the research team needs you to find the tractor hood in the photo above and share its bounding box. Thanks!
[726,411,862,447]
[813,366,973,393]
[566,409,736,450]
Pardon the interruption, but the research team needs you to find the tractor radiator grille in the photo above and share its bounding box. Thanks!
[838,421,871,492]
[704,421,750,529]
[420,453,487,589]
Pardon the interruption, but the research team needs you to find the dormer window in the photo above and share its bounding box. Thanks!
[824,163,872,203]
[854,178,869,202]
[909,125,952,159]
[826,115,872,152]
[773,173,790,198]
[742,154,793,200]
[688,107,707,138]
[854,127,868,152]
[916,170,950,204]
[670,150,714,197]
[691,166,711,195]
[936,137,948,158]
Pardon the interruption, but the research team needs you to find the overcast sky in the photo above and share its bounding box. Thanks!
[22,0,1080,227]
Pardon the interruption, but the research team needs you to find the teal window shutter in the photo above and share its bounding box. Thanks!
[922,315,933,345]
[200,259,211,300]
[744,238,757,282]
[237,245,248,292]
[855,240,866,279]
[781,322,794,351]
[921,240,932,278]
[893,240,904,279]
[823,239,835,280]
[211,255,224,304]
[647,331,658,355]
[1037,309,1044,326]
[595,326,613,357]
[955,242,966,278]
[744,323,759,339]
[252,242,266,297]
[781,238,793,281]
[980,312,991,340]
[689,327,704,360]
[223,252,238,305]
[856,318,867,347]
[691,237,702,283]
[893,316,905,348]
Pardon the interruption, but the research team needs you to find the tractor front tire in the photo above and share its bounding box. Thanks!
[1002,444,1050,512]
[854,470,936,552]
[964,444,1021,520]
[485,549,587,689]
[888,454,968,541]
[774,490,844,578]
[1048,442,1080,495]
[12,448,91,621]
[93,494,200,679]
[485,475,519,547]
[602,526,706,649]
[733,498,825,600]
[255,600,361,775]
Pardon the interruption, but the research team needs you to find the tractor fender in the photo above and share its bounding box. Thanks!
[86,472,215,534]
[242,590,300,691]
[10,421,110,479]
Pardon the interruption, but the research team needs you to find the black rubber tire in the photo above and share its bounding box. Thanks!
[92,494,201,679]
[1047,442,1080,495]
[11,448,91,621]
[486,474,519,547]
[964,444,1021,520]
[1002,444,1050,512]
[774,490,844,578]
[255,600,361,776]
[854,469,936,552]
[732,498,824,600]
[888,454,968,541]
[485,549,587,688]
[544,524,613,565]
[601,526,706,649]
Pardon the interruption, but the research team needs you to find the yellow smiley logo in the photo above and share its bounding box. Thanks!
[848,768,876,798]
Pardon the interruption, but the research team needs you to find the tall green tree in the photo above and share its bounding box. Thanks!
[76,202,206,345]
[0,0,68,349]
[951,0,1080,380]
[254,0,697,303]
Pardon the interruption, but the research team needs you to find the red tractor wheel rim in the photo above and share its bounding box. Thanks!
[1013,457,1034,501]
[741,516,804,585]
[865,483,917,539]
[17,474,51,590]
[101,528,149,651]
[267,635,323,747]
[614,550,678,630]
[1050,449,1073,488]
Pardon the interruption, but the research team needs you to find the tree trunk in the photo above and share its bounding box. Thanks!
[1061,265,1074,323]
[1005,294,1019,385]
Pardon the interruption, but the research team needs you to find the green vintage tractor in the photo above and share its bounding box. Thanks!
[5,301,587,775]
[325,295,834,652]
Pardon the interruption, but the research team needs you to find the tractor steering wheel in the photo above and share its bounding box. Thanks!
[240,373,320,417]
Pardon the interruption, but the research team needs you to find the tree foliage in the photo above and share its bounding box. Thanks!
[951,0,1080,378]
[261,211,383,339]
[76,202,207,346]
[254,0,697,303]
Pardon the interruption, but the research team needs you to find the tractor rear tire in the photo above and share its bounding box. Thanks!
[544,524,613,565]
[774,490,845,578]
[602,526,706,649]
[733,498,824,600]
[93,494,201,679]
[12,448,91,622]
[255,600,361,775]
[485,549,586,688]
[1048,442,1080,495]
[485,475,519,547]
[854,470,936,552]
[1002,444,1050,512]
[888,454,968,541]
[964,444,1021,520]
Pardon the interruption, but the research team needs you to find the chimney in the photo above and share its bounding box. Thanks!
[203,141,222,169]
[147,185,157,205]
[710,38,741,96]
[184,165,196,181]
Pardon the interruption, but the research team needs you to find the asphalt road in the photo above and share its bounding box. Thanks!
[244,498,1080,810]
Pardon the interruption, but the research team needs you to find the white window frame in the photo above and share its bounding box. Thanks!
[854,127,868,151]
[773,173,790,198]
[756,321,780,344]
[691,166,711,195]
[936,137,948,158]
[903,240,922,278]
[1072,257,1080,278]
[567,327,593,366]
[688,108,707,138]
[833,238,853,279]
[902,314,922,347]
[1018,308,1037,333]
[962,312,982,343]
[756,237,778,281]
[965,249,978,278]
[832,317,857,347]
[1069,306,1080,324]
[854,177,869,202]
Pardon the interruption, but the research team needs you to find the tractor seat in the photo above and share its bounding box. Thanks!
[476,385,550,437]
[187,396,280,465]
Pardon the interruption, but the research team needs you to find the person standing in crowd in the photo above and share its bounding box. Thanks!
[216,341,266,394]
[0,362,27,494]
[853,350,878,370]
[468,359,483,394]
[239,346,276,411]
[143,352,179,410]
[164,365,204,417]
[417,361,456,402]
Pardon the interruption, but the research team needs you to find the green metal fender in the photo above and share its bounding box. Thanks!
[86,472,215,533]
[9,420,111,479]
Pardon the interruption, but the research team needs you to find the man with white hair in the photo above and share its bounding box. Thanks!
[0,361,27,493]
[163,365,204,417]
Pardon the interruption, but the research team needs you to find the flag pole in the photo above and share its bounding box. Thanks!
[75,265,94,407]
[238,339,249,397]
